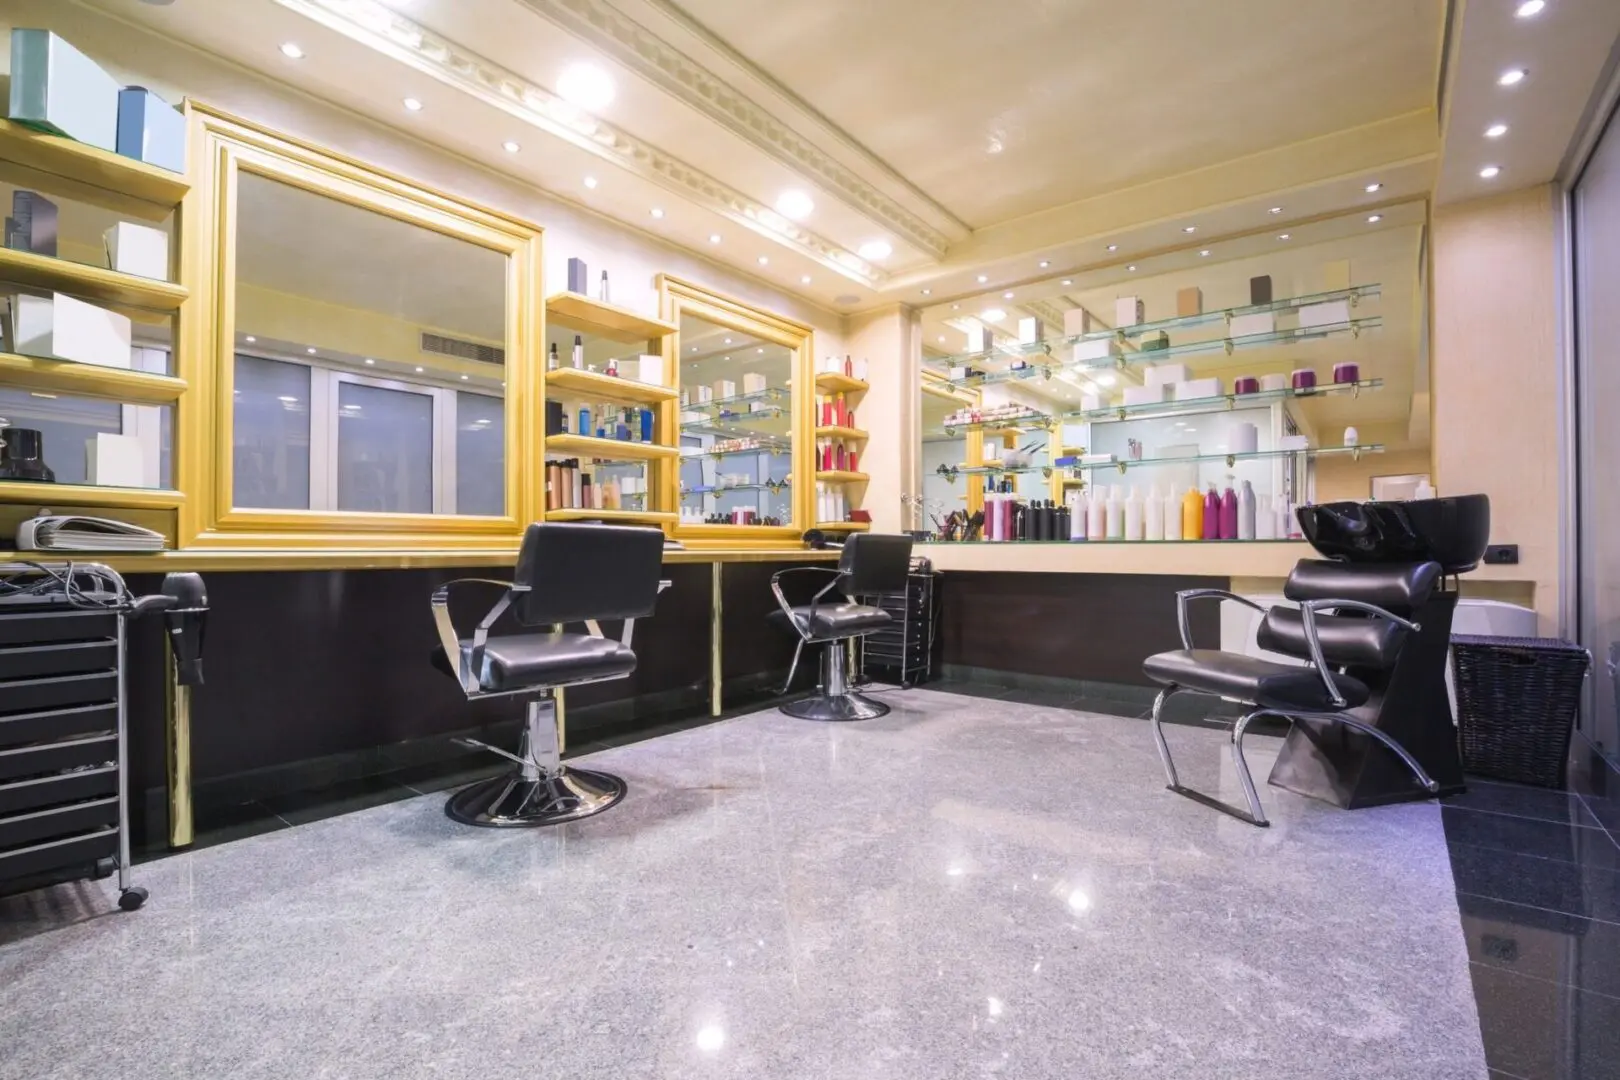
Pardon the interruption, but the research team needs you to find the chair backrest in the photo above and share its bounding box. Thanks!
[1283,559,1442,615]
[839,533,914,596]
[1257,558,1443,670]
[511,522,665,626]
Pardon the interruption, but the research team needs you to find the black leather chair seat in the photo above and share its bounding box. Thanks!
[457,632,636,692]
[1143,649,1371,712]
[768,603,891,641]
[1255,607,1407,669]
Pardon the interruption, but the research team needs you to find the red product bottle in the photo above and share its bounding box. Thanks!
[844,354,853,377]
[848,448,859,472]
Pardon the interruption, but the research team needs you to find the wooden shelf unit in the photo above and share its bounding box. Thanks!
[545,292,678,344]
[814,372,869,394]
[544,366,679,407]
[0,352,186,405]
[0,248,186,319]
[544,507,678,525]
[544,434,680,462]
[814,425,868,441]
[0,481,185,510]
[0,117,188,223]
[815,470,870,484]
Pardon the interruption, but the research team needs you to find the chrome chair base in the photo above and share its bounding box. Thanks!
[780,691,889,721]
[446,767,626,827]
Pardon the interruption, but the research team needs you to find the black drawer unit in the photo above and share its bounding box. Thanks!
[0,566,146,911]
[857,564,939,688]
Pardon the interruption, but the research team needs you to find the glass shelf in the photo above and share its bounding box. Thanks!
[936,443,1382,482]
[936,379,1384,434]
[681,411,791,439]
[927,284,1381,372]
[682,437,792,463]
[683,481,791,496]
[937,317,1382,390]
[681,387,789,417]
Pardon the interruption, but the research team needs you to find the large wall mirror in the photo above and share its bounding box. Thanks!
[182,107,541,547]
[659,276,813,543]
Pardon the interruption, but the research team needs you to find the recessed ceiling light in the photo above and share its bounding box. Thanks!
[279,42,305,59]
[1480,165,1502,179]
[1516,0,1545,17]
[976,274,989,283]
[557,62,615,111]
[757,255,769,266]
[583,176,598,189]
[1106,244,1118,252]
[650,207,664,219]
[415,366,424,373]
[364,358,375,365]
[938,335,945,343]
[723,338,732,344]
[1367,214,1383,223]
[1182,225,1197,233]
[1199,249,1210,257]
[775,189,814,220]
[857,240,893,261]
[1002,291,1015,300]
[502,140,520,153]
[1061,279,1073,286]
[1485,123,1509,138]
[1268,206,1283,214]
[690,346,698,352]
[1365,182,1382,193]
[1499,68,1527,86]
[951,304,960,310]
[708,233,720,244]
[920,288,932,295]
[1126,265,1137,272]
[1278,233,1291,241]
[1038,260,1050,268]
[460,374,469,381]
[402,97,423,112]
[306,347,317,354]
[801,275,812,284]
[244,335,256,343]
[757,347,765,354]
[980,308,1006,323]
[1095,374,1116,387]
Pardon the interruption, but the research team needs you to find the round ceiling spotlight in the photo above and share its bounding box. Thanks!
[279,42,304,59]
[1278,233,1292,241]
[857,240,893,261]
[980,308,1006,323]
[583,175,598,189]
[650,207,665,219]
[775,190,814,220]
[1516,0,1545,17]
[557,63,615,111]
[976,275,989,284]
[1367,214,1383,223]
[1002,291,1014,300]
[1485,123,1508,138]
[1038,260,1050,268]
[757,256,769,265]
[708,233,721,244]
[1364,182,1383,193]
[1268,206,1283,214]
[1199,249,1211,257]
[502,140,520,153]
[1480,165,1502,179]
[1499,68,1527,86]
[402,97,423,112]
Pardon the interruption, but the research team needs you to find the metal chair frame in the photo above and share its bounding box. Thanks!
[769,565,887,720]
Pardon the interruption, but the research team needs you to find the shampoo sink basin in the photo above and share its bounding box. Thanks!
[1296,495,1491,573]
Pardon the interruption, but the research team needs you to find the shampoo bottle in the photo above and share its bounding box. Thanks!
[1181,486,1204,540]
[1124,486,1144,541]
[1087,485,1107,540]
[1219,482,1238,540]
[1203,484,1221,540]
[572,334,583,369]
[1238,480,1257,540]
[1255,492,1275,540]
[1106,485,1125,539]
[1145,483,1164,541]
[1069,491,1088,539]
[1163,486,1183,540]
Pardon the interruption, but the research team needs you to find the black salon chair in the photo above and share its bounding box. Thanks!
[768,533,913,720]
[430,522,667,827]
[1142,559,1443,827]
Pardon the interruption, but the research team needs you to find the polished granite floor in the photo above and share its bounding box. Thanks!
[0,688,1488,1080]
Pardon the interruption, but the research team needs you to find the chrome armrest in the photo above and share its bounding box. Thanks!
[1174,589,1268,650]
[1295,599,1421,710]
[1301,598,1421,633]
[770,566,845,641]
[430,578,518,695]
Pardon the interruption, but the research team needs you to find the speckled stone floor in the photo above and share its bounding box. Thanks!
[0,689,1486,1079]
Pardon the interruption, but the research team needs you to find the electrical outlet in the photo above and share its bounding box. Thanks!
[1484,544,1519,565]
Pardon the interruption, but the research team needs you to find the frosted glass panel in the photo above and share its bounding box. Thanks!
[456,391,504,516]
[337,382,433,513]
[233,354,311,509]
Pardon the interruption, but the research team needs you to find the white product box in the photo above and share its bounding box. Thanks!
[103,222,168,281]
[1298,299,1351,329]
[634,354,664,386]
[1144,362,1189,389]
[1123,384,1166,407]
[1279,435,1310,451]
[9,30,121,152]
[85,432,144,487]
[10,293,131,369]
[1173,378,1222,401]
[681,410,705,425]
[966,323,993,353]
[1228,313,1276,339]
[1079,453,1116,466]
[712,379,735,400]
[1071,338,1120,365]
[696,386,713,404]
[1017,316,1043,346]
[1080,393,1102,411]
[1230,422,1259,455]
[1260,373,1289,392]
[1063,308,1093,337]
[742,372,767,394]
[1115,296,1145,327]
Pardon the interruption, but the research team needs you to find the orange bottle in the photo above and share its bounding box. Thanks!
[1181,486,1204,540]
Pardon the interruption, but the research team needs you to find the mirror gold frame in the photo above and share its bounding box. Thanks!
[177,104,543,550]
[658,274,814,546]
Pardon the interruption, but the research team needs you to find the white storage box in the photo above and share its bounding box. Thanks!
[1123,384,1165,407]
[1229,313,1276,339]
[1260,373,1289,392]
[1115,296,1144,328]
[10,293,131,369]
[85,432,145,487]
[1071,338,1120,365]
[634,354,664,386]
[1063,309,1094,337]
[713,379,736,400]
[8,30,120,151]
[742,372,767,394]
[104,222,168,280]
[1173,377,1222,401]
[1298,299,1351,329]
[1017,316,1043,346]
[1144,362,1188,389]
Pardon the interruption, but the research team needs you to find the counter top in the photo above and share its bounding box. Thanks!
[0,546,840,573]
[920,540,1315,577]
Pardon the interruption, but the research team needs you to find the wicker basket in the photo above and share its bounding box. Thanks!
[1452,635,1590,788]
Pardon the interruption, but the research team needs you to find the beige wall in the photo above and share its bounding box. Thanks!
[1432,184,1564,633]
[844,306,920,533]
[1314,447,1432,504]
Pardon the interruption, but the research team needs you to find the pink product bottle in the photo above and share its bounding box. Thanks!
[1219,485,1238,540]
[1202,484,1221,540]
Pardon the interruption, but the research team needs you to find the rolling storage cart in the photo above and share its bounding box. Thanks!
[858,558,939,688]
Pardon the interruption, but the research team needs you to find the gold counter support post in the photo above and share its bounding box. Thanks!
[711,562,724,717]
[556,687,567,755]
[165,639,193,848]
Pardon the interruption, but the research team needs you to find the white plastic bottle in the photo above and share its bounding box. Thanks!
[1162,486,1183,540]
[1238,480,1257,540]
[1087,485,1107,540]
[1124,485,1144,541]
[1069,491,1088,540]
[1255,493,1276,540]
[1145,483,1164,541]
[1106,485,1124,540]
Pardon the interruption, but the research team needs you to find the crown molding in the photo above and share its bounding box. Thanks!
[274,0,887,286]
[517,0,963,258]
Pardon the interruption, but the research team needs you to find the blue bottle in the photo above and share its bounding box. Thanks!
[578,407,591,436]
[640,408,654,442]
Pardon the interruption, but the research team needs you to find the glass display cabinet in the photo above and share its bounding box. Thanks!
[660,275,814,543]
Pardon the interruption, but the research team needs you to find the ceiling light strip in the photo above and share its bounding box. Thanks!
[271,0,885,286]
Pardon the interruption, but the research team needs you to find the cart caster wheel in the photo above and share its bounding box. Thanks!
[118,887,148,912]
